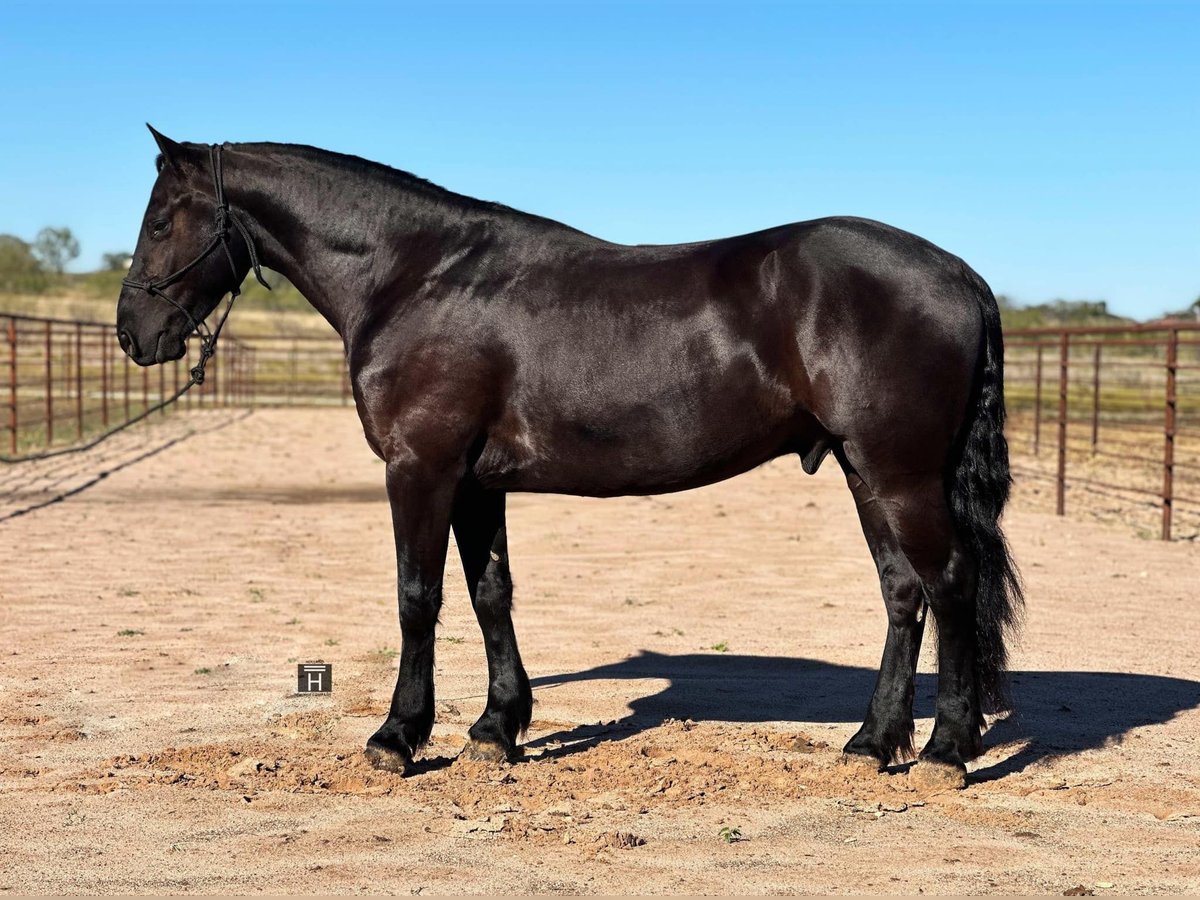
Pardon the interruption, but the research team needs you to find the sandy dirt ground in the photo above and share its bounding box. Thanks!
[1,408,1198,895]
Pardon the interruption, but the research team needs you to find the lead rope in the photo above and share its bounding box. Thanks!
[1,143,269,464]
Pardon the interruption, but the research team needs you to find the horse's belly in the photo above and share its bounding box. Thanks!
[471,398,795,497]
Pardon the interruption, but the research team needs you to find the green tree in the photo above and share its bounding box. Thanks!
[0,234,49,293]
[1156,295,1200,321]
[31,226,80,275]
[101,251,132,271]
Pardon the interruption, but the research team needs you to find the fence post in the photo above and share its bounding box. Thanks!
[1162,329,1178,540]
[1056,331,1069,517]
[123,353,131,421]
[1090,343,1101,452]
[1033,345,1043,455]
[63,323,73,436]
[211,348,220,407]
[242,347,248,405]
[101,329,110,427]
[45,320,53,447]
[75,323,84,440]
[6,317,16,455]
[289,341,298,406]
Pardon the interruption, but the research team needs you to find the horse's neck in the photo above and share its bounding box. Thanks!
[225,146,477,342]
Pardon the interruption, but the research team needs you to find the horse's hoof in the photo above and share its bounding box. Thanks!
[909,758,967,793]
[459,738,511,763]
[364,739,411,774]
[839,752,884,777]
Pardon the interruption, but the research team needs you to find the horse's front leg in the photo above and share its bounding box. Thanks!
[364,458,459,773]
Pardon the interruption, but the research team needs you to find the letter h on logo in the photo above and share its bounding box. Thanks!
[297,663,332,693]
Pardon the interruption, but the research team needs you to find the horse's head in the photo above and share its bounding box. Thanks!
[116,126,257,366]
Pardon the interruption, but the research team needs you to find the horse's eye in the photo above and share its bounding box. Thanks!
[149,219,170,238]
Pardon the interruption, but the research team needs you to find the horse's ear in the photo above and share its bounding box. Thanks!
[146,123,187,171]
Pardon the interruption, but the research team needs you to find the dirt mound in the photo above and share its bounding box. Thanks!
[58,718,977,835]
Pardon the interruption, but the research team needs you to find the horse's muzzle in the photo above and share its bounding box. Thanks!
[117,327,183,366]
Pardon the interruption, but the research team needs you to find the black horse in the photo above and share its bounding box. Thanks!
[117,127,1021,789]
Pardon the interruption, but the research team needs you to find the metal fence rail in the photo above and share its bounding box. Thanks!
[5,309,1198,539]
[1004,322,1200,540]
[1,312,253,461]
[233,334,352,407]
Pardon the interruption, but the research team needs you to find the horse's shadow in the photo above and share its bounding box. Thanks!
[526,651,1200,780]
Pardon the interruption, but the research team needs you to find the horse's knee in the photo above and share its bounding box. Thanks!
[398,583,443,633]
[879,561,923,625]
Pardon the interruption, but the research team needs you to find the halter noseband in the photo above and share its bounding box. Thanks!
[122,143,270,385]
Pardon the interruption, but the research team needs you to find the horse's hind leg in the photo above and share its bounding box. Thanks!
[874,474,984,788]
[840,461,927,770]
[452,481,533,761]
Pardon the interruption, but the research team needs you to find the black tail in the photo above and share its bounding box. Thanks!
[947,268,1024,712]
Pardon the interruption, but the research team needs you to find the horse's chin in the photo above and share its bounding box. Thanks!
[154,333,188,365]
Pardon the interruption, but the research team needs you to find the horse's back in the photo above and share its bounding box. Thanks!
[545,214,988,446]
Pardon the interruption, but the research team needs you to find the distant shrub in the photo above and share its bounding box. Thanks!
[998,296,1131,330]
[101,251,132,271]
[236,268,313,312]
[0,234,49,294]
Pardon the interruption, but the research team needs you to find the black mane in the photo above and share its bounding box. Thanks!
[235,140,586,234]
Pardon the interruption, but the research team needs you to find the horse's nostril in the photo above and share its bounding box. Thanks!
[118,330,135,356]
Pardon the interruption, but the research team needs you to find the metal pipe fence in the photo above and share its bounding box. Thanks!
[231,334,352,407]
[1004,321,1200,540]
[5,309,1198,539]
[1,312,253,461]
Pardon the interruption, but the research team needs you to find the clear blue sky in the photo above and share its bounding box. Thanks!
[1,0,1196,318]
